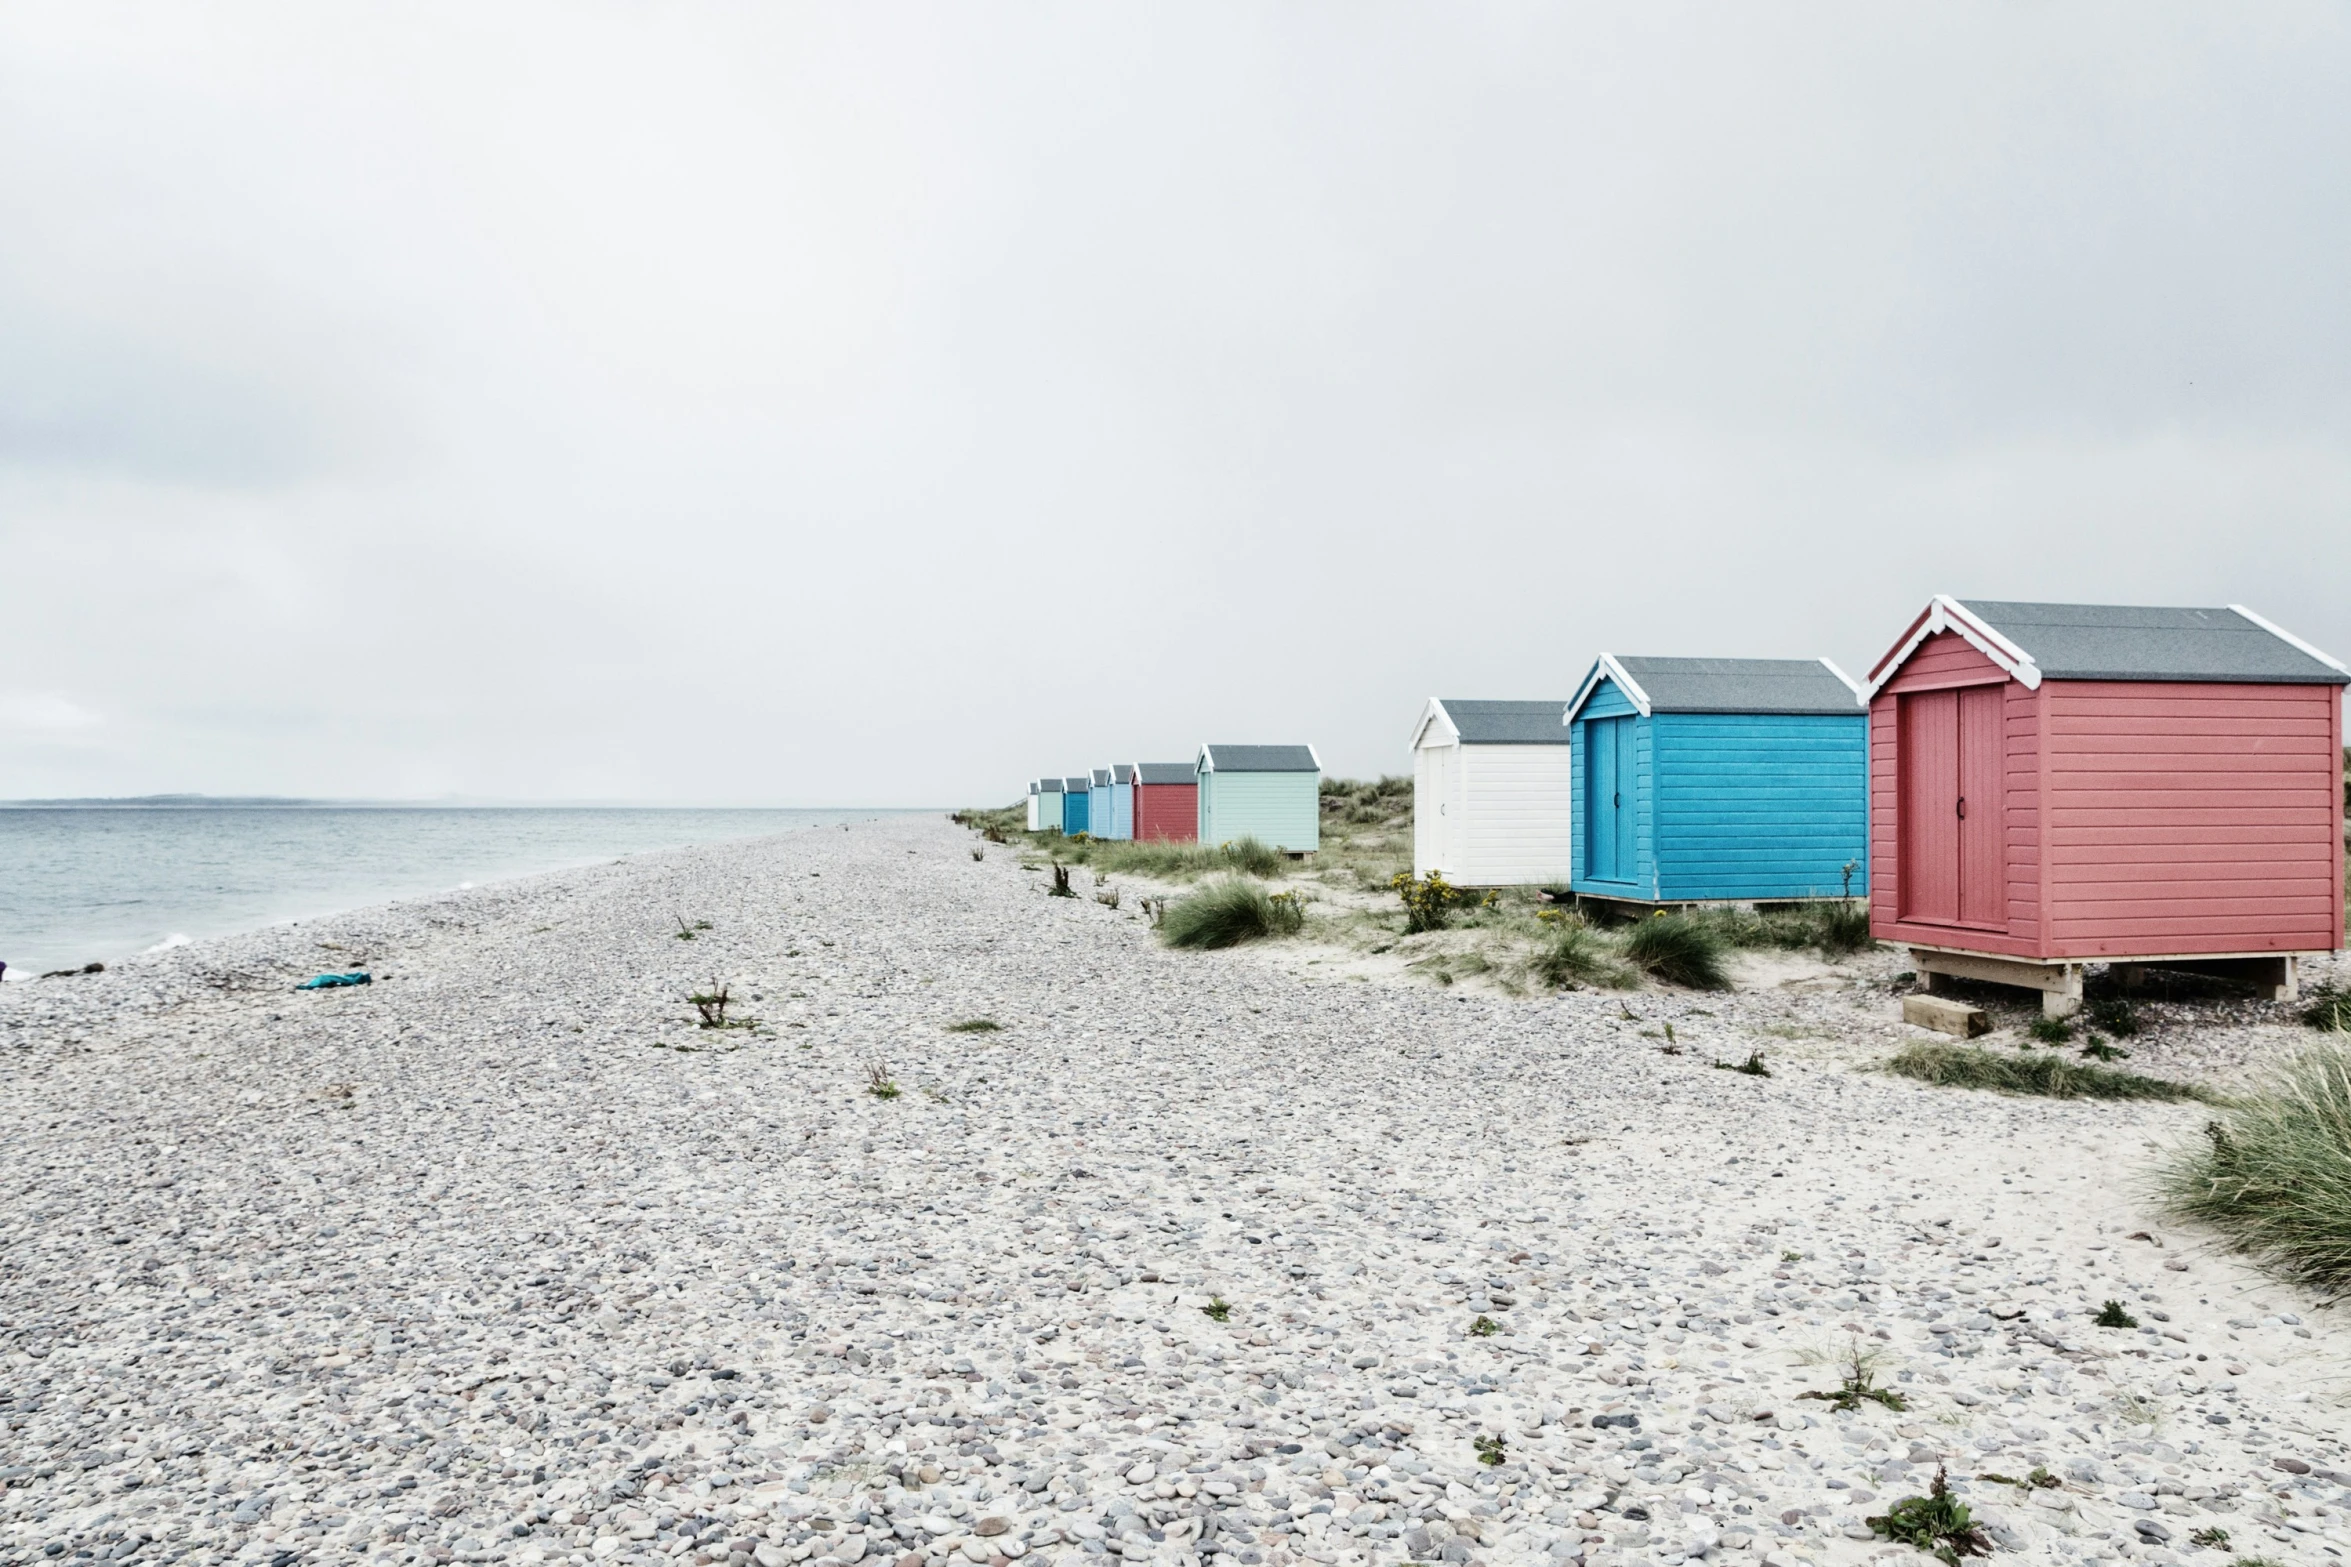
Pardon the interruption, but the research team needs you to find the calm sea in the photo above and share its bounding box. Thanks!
[0,806,911,979]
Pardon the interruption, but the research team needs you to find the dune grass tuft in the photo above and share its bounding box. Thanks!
[1888,1042,2215,1102]
[1527,924,1639,991]
[1622,913,1730,990]
[2299,982,2351,1033]
[1692,900,1873,958]
[2162,1043,2351,1292]
[1160,878,1306,950]
[1042,834,1290,881]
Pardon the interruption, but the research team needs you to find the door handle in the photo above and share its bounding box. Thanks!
[1613,792,1620,807]
[1957,796,1967,820]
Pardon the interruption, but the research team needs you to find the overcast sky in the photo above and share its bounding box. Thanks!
[3,3,2346,804]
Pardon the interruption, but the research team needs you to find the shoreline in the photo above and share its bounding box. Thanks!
[0,804,924,979]
[1,814,2344,1567]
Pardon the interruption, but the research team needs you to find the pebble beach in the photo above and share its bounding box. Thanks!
[3,814,2346,1567]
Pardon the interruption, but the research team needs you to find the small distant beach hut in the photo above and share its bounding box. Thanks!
[1108,764,1136,840]
[1566,656,1868,909]
[1034,777,1064,833]
[1088,769,1115,841]
[1196,745,1322,853]
[1061,776,1093,836]
[1409,699,1577,886]
[1132,763,1199,843]
[1026,781,1043,832]
[1863,598,2348,1014]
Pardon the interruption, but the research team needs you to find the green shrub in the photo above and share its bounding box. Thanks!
[2027,1014,2075,1045]
[1623,913,1730,990]
[2163,1043,2351,1291]
[2086,996,2142,1038]
[1160,879,1306,950]
[1528,925,1638,991]
[1390,869,1489,934]
[1868,1467,1990,1565]
[1888,1043,2214,1102]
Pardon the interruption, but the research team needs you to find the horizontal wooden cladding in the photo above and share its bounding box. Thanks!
[1870,919,2041,957]
[2050,795,2332,818]
[2052,825,2333,852]
[2052,879,2335,906]
[1882,632,2009,691]
[2049,920,2334,949]
[2052,719,2335,745]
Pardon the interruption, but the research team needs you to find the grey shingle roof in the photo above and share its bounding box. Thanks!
[1432,699,1574,744]
[1091,769,1112,788]
[1063,776,1091,793]
[1200,744,1318,773]
[1612,657,1860,714]
[1957,601,2349,684]
[1134,762,1196,786]
[1112,764,1135,783]
[1037,778,1062,793]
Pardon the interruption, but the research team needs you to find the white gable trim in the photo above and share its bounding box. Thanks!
[1196,745,1215,774]
[1818,657,1867,708]
[1563,654,1652,723]
[1410,699,1461,750]
[1860,595,2043,701]
[2229,604,2350,676]
[1307,744,1323,773]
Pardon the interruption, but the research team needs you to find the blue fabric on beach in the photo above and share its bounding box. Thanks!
[296,971,372,989]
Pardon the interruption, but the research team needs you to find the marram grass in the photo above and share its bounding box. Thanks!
[2163,1044,2351,1292]
[1889,1043,2215,1103]
[1622,912,1730,990]
[1159,878,1306,950]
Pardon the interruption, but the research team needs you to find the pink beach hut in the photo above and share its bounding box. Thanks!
[1861,598,2347,1015]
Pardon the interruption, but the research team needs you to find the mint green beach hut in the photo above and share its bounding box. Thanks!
[1195,744,1321,853]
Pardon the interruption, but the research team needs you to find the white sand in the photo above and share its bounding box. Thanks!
[1,813,2344,1567]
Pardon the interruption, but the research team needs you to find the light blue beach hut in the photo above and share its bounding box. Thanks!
[1061,776,1093,836]
[1196,744,1322,853]
[1034,778,1064,834]
[1088,769,1115,841]
[1108,764,1136,840]
[1565,656,1867,908]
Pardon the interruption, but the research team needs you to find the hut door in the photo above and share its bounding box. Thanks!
[1585,717,1635,882]
[1898,686,2007,928]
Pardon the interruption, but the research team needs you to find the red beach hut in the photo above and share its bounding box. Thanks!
[1861,598,2347,1015]
[1131,762,1199,843]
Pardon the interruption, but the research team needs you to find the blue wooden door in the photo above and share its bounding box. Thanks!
[1586,717,1634,881]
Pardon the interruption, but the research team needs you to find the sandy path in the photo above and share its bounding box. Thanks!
[1,814,2344,1567]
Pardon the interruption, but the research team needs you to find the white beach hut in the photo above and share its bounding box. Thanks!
[1409,698,1577,887]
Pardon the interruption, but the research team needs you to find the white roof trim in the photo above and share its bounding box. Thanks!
[1307,743,1323,773]
[1410,698,1460,749]
[1563,654,1652,723]
[1818,657,1867,708]
[2229,604,2351,676]
[1196,744,1214,773]
[1860,595,2043,701]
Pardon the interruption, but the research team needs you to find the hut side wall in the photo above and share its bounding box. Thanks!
[1132,784,1197,843]
[1651,713,1868,902]
[1201,772,1320,852]
[2041,681,2345,958]
[1452,744,1577,886]
[1869,632,2044,955]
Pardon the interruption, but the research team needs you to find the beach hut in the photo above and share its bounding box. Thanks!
[1132,762,1199,843]
[1196,745,1322,853]
[1034,778,1064,834]
[1061,776,1093,836]
[1026,781,1042,832]
[1566,656,1869,909]
[1862,598,2347,1014]
[1409,699,1577,886]
[1108,764,1136,840]
[1088,769,1115,841]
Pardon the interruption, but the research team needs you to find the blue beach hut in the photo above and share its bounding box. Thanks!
[1061,776,1093,836]
[1108,764,1136,840]
[1088,769,1115,841]
[1564,656,1867,908]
